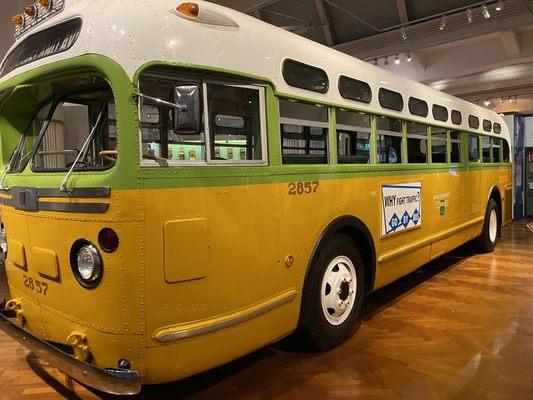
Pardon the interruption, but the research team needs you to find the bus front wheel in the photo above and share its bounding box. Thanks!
[299,234,365,350]
[475,198,500,253]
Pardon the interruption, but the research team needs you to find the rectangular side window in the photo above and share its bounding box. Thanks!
[406,122,428,164]
[492,138,501,163]
[481,136,491,163]
[450,131,461,163]
[377,116,402,164]
[468,134,480,162]
[207,83,265,162]
[431,127,448,163]
[138,71,267,166]
[140,75,206,163]
[280,99,329,164]
[336,109,371,164]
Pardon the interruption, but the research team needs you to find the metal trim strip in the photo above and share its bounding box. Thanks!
[154,290,298,343]
[378,215,485,263]
[38,202,109,214]
[37,187,111,199]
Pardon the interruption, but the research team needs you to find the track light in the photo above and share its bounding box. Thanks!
[466,8,473,23]
[439,15,447,30]
[406,52,413,62]
[495,1,504,11]
[394,54,400,65]
[401,26,407,40]
[482,4,490,19]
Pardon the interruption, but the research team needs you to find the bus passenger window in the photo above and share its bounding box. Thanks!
[406,122,428,163]
[377,116,402,164]
[280,99,329,164]
[468,135,480,162]
[431,127,448,163]
[450,131,461,163]
[206,83,264,162]
[481,136,491,163]
[503,139,510,163]
[139,75,206,163]
[492,138,501,163]
[336,109,371,164]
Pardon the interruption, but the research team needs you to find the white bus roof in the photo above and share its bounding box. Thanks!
[0,0,510,140]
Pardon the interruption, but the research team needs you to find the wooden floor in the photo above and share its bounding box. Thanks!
[1,220,532,399]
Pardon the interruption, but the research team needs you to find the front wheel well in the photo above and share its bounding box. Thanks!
[306,216,376,298]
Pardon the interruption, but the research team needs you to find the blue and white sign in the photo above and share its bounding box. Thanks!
[381,183,422,236]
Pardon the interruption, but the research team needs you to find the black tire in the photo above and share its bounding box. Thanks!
[298,234,365,351]
[475,198,499,253]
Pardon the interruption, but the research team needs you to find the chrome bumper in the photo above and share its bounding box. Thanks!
[0,300,141,395]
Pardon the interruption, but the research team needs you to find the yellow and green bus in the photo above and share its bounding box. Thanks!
[0,0,512,395]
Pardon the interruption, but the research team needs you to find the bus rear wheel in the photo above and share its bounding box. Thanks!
[475,198,500,253]
[299,234,364,351]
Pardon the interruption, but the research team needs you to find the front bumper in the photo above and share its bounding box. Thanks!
[0,300,141,395]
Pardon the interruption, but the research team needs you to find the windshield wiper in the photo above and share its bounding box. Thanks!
[60,103,107,193]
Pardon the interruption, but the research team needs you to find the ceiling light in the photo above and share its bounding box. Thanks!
[484,99,491,107]
[495,1,504,11]
[439,15,447,30]
[401,26,407,40]
[466,8,473,23]
[394,54,400,64]
[406,52,413,62]
[482,4,491,19]
[373,59,378,65]
[509,95,517,103]
[384,57,389,66]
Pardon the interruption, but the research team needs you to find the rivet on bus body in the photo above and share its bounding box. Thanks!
[285,255,294,268]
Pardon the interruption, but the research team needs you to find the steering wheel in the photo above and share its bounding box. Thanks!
[99,150,118,163]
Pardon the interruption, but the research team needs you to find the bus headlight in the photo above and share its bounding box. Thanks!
[70,241,103,289]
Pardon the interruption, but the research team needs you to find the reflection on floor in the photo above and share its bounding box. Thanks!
[1,220,532,400]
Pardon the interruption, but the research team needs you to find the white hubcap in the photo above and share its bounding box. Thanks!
[320,256,357,326]
[489,209,498,243]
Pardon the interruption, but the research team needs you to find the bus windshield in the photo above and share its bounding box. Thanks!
[7,88,117,174]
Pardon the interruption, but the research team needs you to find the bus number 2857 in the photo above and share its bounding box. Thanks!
[288,181,319,196]
[23,275,49,295]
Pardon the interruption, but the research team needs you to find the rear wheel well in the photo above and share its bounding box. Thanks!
[489,187,502,236]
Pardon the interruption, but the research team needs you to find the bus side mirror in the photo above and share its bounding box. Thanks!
[172,84,201,134]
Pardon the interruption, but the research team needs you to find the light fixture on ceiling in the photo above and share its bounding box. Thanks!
[509,95,517,103]
[406,52,413,62]
[401,26,407,40]
[495,0,504,11]
[384,57,389,66]
[484,99,491,107]
[373,58,378,65]
[466,8,473,23]
[482,4,491,19]
[394,54,400,64]
[439,15,447,30]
